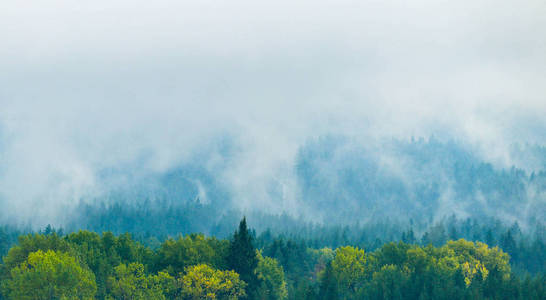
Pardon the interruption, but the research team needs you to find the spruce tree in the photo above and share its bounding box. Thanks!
[228,217,259,298]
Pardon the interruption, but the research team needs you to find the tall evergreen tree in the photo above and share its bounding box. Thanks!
[500,230,517,260]
[228,217,259,298]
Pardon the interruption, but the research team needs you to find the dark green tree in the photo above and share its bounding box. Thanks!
[228,217,259,298]
[500,230,517,260]
[318,262,338,300]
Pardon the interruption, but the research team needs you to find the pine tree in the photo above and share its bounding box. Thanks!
[500,230,517,260]
[228,217,259,298]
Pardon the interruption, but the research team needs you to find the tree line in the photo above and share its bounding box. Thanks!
[0,218,544,299]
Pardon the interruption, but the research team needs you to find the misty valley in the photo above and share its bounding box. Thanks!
[2,0,546,298]
[0,137,544,299]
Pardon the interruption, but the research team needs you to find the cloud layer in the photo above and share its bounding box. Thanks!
[1,0,545,225]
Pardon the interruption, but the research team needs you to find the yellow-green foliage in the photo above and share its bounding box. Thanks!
[4,250,96,300]
[430,239,510,285]
[65,230,154,299]
[444,239,510,280]
[154,234,228,276]
[1,233,73,274]
[354,240,514,299]
[255,251,288,300]
[0,229,528,300]
[180,264,246,300]
[330,246,367,295]
[107,262,175,300]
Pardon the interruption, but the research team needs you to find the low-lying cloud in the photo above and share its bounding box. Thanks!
[0,0,545,226]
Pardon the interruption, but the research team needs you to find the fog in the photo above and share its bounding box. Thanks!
[1,0,545,226]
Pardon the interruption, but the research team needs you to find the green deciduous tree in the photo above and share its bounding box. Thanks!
[153,234,228,276]
[4,250,96,300]
[1,233,73,277]
[254,252,288,300]
[66,230,154,299]
[107,262,175,300]
[180,264,246,300]
[330,246,367,297]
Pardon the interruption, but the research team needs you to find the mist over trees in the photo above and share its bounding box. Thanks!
[1,135,544,298]
[1,0,545,297]
[53,137,545,233]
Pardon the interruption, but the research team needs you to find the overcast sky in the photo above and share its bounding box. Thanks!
[1,0,545,224]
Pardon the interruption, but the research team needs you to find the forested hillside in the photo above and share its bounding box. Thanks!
[0,218,543,299]
[0,137,545,299]
[60,138,545,232]
[3,0,546,298]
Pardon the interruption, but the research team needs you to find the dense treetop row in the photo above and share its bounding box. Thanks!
[0,218,543,299]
